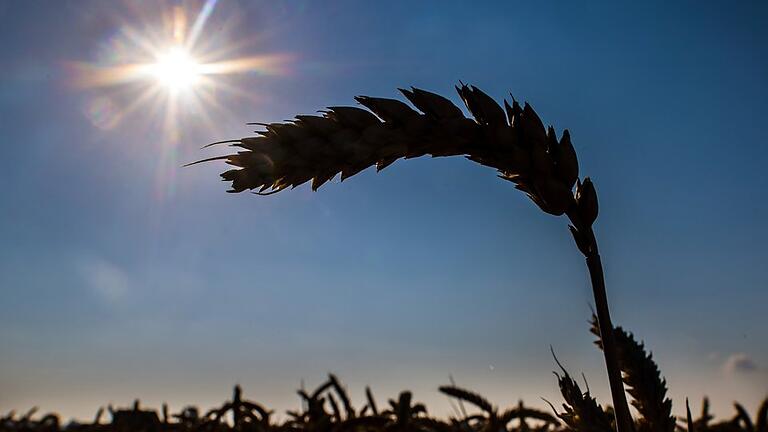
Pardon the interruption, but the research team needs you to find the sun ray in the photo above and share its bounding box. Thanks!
[183,91,223,138]
[186,0,218,50]
[192,31,275,65]
[108,83,164,124]
[172,6,187,45]
[190,85,242,131]
[119,23,165,59]
[195,73,267,104]
[68,62,149,88]
[198,54,294,76]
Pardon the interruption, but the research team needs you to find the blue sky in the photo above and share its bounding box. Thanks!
[1,0,766,422]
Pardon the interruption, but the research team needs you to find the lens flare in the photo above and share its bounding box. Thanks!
[66,0,294,124]
[85,96,121,130]
[64,0,294,202]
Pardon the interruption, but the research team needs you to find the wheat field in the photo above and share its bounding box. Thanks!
[3,318,765,432]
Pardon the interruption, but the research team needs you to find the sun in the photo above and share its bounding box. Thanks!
[67,1,295,102]
[66,0,294,154]
[62,0,294,203]
[150,46,202,91]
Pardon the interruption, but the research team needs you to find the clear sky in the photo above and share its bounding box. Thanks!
[1,0,766,423]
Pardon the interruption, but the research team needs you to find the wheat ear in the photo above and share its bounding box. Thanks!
[590,316,674,432]
[193,84,633,432]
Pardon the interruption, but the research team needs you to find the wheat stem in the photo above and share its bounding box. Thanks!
[566,206,633,432]
[586,251,634,432]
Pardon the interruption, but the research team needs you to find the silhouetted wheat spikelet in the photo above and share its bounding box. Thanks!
[191,84,632,432]
[551,368,614,432]
[439,385,559,432]
[683,397,768,432]
[192,85,583,222]
[589,316,675,432]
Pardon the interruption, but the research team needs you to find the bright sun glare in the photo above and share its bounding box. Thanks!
[150,46,202,91]
[67,0,293,162]
[63,0,293,202]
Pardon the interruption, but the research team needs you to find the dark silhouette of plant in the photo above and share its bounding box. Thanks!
[1,361,766,432]
[547,318,673,432]
[203,385,272,432]
[0,408,60,432]
[173,407,205,429]
[439,386,559,432]
[588,317,675,432]
[285,374,368,432]
[547,353,614,432]
[683,397,768,432]
[190,84,631,431]
[108,400,161,432]
[364,387,379,417]
[382,391,427,427]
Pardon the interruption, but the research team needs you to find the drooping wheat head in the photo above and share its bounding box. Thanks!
[191,85,597,248]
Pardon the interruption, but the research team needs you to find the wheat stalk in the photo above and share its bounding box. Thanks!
[191,84,633,432]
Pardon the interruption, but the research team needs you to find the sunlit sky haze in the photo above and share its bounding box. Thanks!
[1,0,766,422]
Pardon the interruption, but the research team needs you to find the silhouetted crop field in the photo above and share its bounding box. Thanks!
[3,318,765,432]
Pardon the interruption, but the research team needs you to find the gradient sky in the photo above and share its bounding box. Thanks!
[1,0,766,423]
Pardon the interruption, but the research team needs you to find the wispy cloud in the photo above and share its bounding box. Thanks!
[78,256,129,303]
[722,353,759,375]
